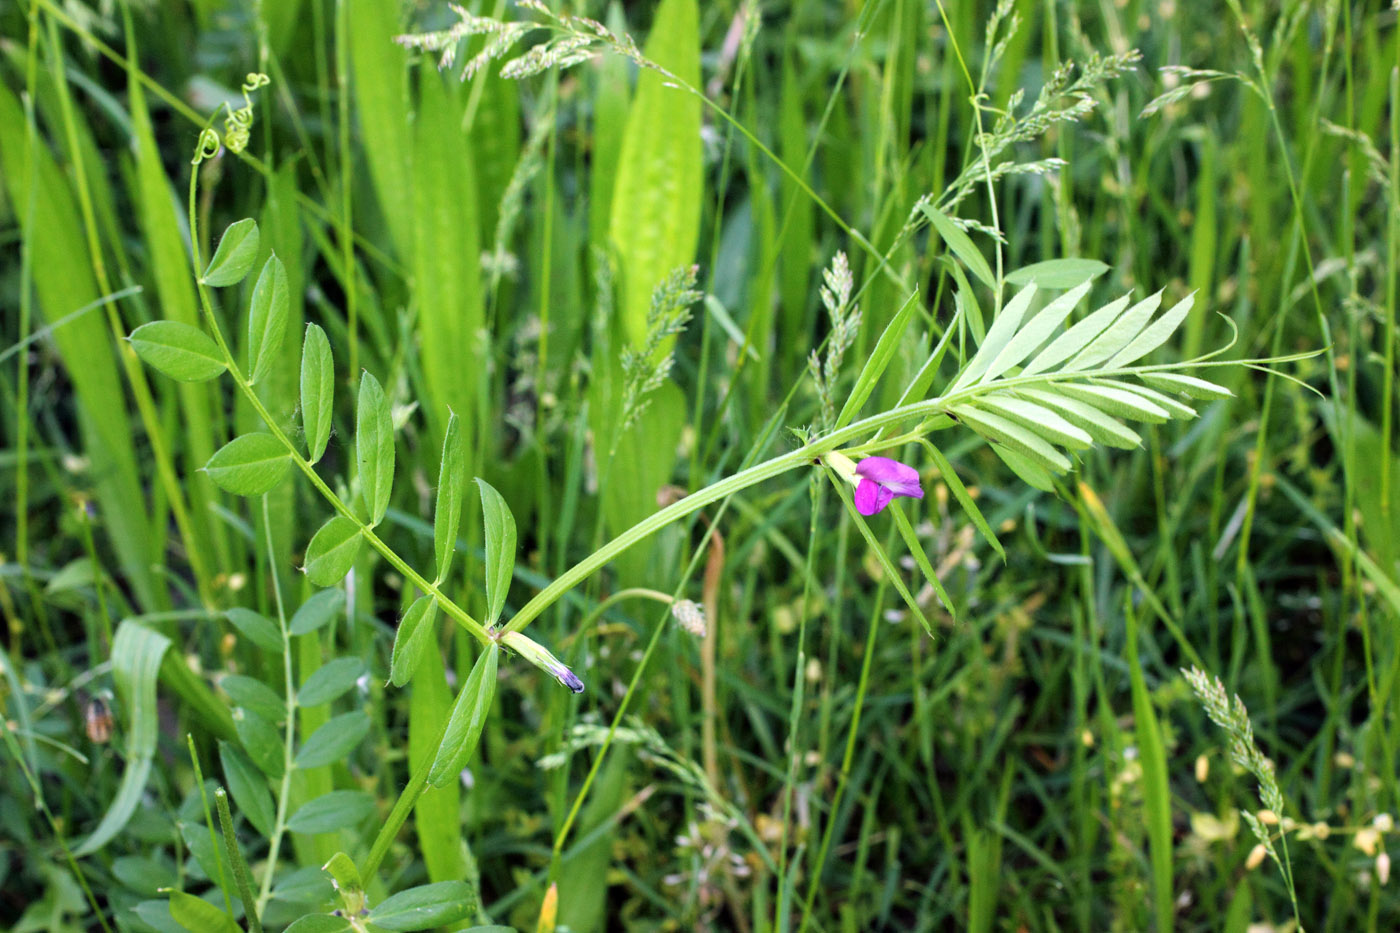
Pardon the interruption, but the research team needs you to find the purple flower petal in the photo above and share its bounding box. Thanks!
[851,456,924,514]
[854,478,882,515]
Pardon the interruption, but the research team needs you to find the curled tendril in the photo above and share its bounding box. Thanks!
[222,71,271,155]
[190,72,271,163]
[191,127,222,165]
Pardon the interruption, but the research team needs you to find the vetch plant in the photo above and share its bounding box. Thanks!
[120,80,1311,925]
[102,8,1323,928]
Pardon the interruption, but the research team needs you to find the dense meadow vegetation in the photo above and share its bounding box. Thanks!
[1,0,1397,930]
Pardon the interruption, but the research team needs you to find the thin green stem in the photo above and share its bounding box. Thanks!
[256,495,296,911]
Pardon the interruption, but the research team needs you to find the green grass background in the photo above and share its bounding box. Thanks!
[0,0,1397,930]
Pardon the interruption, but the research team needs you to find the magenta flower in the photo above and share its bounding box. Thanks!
[853,456,924,516]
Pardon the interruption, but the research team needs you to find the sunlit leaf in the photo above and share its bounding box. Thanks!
[203,218,260,287]
[128,321,226,382]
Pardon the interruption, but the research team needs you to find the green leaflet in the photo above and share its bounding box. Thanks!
[1063,290,1163,371]
[300,324,334,464]
[980,281,1093,383]
[390,595,438,688]
[74,622,171,855]
[287,791,376,834]
[951,405,1071,473]
[295,711,371,769]
[127,321,226,382]
[166,889,241,933]
[364,881,475,931]
[1015,389,1143,450]
[204,434,291,497]
[609,0,702,349]
[203,218,260,287]
[950,284,1037,391]
[428,644,499,787]
[476,479,517,627]
[1005,258,1108,289]
[1021,294,1131,377]
[289,588,346,637]
[433,413,464,585]
[225,608,284,653]
[836,290,921,429]
[303,516,364,586]
[298,657,366,707]
[356,371,395,526]
[972,395,1093,450]
[219,741,275,838]
[247,253,290,383]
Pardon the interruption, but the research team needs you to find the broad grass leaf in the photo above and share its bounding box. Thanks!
[950,405,1072,472]
[247,253,290,383]
[1064,290,1162,371]
[204,434,291,496]
[219,674,285,721]
[1022,294,1131,376]
[73,622,170,855]
[298,657,365,707]
[1005,258,1108,289]
[224,608,284,653]
[128,321,226,382]
[235,709,284,779]
[609,0,702,348]
[364,881,475,931]
[203,218,260,287]
[1107,292,1196,368]
[357,371,394,526]
[290,588,346,637]
[922,203,994,291]
[0,82,155,606]
[295,711,370,769]
[300,324,334,463]
[287,791,375,834]
[951,284,1037,391]
[889,503,953,617]
[167,889,241,933]
[476,479,516,627]
[303,516,363,586]
[433,413,464,584]
[218,741,274,837]
[1141,372,1234,400]
[414,72,482,447]
[836,290,920,429]
[1126,609,1175,931]
[428,644,498,787]
[408,625,461,882]
[1016,389,1142,450]
[390,595,438,688]
[982,280,1093,382]
[973,395,1092,450]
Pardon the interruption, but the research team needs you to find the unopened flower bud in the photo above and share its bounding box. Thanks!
[500,631,584,693]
